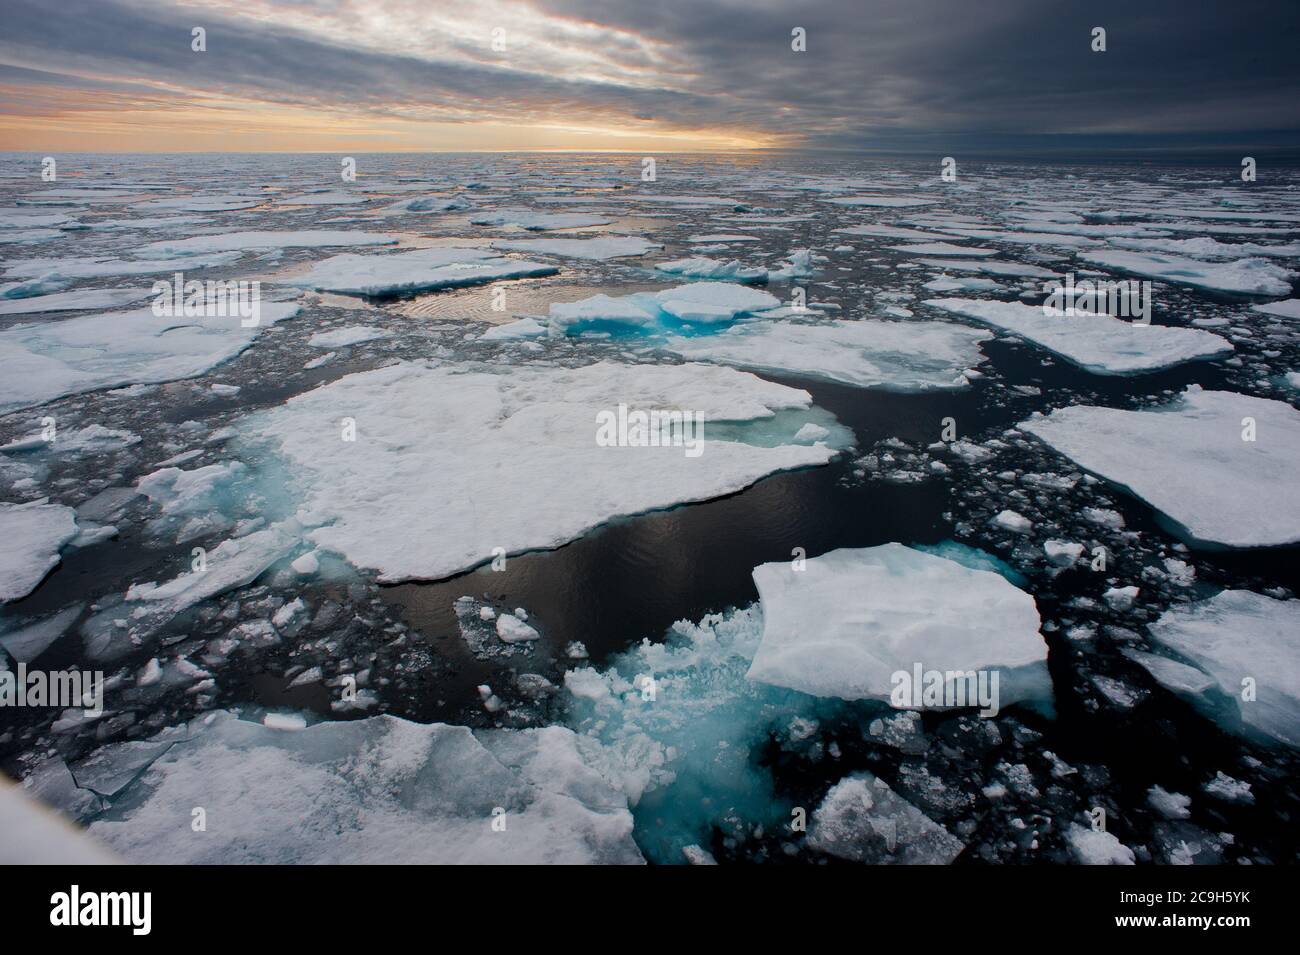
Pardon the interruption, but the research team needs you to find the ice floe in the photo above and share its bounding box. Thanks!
[745,544,1051,709]
[663,318,991,390]
[808,772,965,864]
[0,288,149,315]
[286,247,557,296]
[0,501,78,602]
[471,207,610,230]
[925,298,1232,374]
[307,325,393,349]
[491,236,660,260]
[1142,590,1300,747]
[241,360,841,582]
[133,230,397,257]
[1080,250,1295,296]
[654,257,767,283]
[1021,387,1300,548]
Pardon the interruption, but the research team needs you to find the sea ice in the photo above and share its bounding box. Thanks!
[286,247,557,296]
[0,302,300,413]
[471,207,610,230]
[133,230,397,257]
[807,772,965,864]
[0,501,78,602]
[1020,387,1300,548]
[241,360,840,582]
[654,257,768,283]
[307,326,393,349]
[85,712,643,864]
[1145,590,1300,747]
[663,318,990,391]
[1080,250,1295,296]
[745,544,1051,709]
[491,236,661,260]
[924,298,1233,374]
[0,288,149,316]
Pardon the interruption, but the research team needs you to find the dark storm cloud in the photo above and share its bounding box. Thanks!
[2,0,1298,151]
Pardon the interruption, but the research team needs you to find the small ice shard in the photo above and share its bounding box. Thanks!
[243,361,838,582]
[745,544,1050,709]
[133,230,397,257]
[1147,785,1192,819]
[287,247,557,296]
[480,317,546,340]
[925,298,1232,375]
[471,207,610,230]
[1202,771,1253,804]
[491,236,661,260]
[85,712,643,863]
[808,772,964,864]
[2,424,139,455]
[0,501,78,602]
[793,422,830,443]
[1145,590,1300,747]
[307,325,393,349]
[1080,249,1295,296]
[263,712,308,731]
[496,613,540,644]
[1020,387,1300,548]
[682,845,718,865]
[1065,823,1136,864]
[1043,540,1084,566]
[992,509,1033,534]
[664,319,990,391]
[1103,586,1139,611]
[766,249,818,280]
[290,552,320,575]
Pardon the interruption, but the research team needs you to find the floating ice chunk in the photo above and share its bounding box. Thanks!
[1044,540,1084,567]
[380,194,474,214]
[0,604,81,663]
[834,224,960,240]
[308,325,393,349]
[766,249,817,280]
[808,772,965,864]
[133,230,397,257]
[1065,823,1135,864]
[135,461,247,542]
[242,361,838,582]
[471,207,610,230]
[992,509,1033,534]
[1203,771,1253,804]
[745,544,1050,709]
[287,247,556,296]
[916,258,1058,278]
[4,252,243,281]
[2,425,139,455]
[1147,785,1192,819]
[133,195,262,212]
[1145,590,1300,747]
[820,196,936,208]
[0,302,297,415]
[0,501,78,602]
[290,552,320,576]
[888,242,996,257]
[664,319,990,391]
[1251,299,1300,320]
[496,613,540,644]
[87,712,643,863]
[794,423,831,443]
[922,275,1004,293]
[1109,236,1300,259]
[0,288,148,315]
[1020,387,1300,548]
[278,190,367,206]
[1080,250,1295,296]
[479,317,546,340]
[491,236,661,260]
[925,298,1232,374]
[655,257,768,283]
[548,294,656,335]
[653,281,779,316]
[263,712,308,731]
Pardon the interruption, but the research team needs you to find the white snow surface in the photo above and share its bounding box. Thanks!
[1080,250,1295,296]
[287,247,557,296]
[0,501,78,602]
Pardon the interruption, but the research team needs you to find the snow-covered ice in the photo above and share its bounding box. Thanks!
[286,247,557,296]
[134,230,397,257]
[1021,387,1300,548]
[0,501,78,602]
[925,298,1233,374]
[491,236,660,260]
[808,772,965,864]
[1080,250,1295,296]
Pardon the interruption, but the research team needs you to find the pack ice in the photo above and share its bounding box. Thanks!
[0,302,300,413]
[745,544,1051,709]
[1141,590,1300,747]
[924,298,1232,374]
[133,230,397,257]
[808,772,965,864]
[547,282,780,336]
[1020,387,1300,548]
[663,318,991,390]
[286,247,557,296]
[1080,250,1295,296]
[85,712,643,864]
[241,360,842,582]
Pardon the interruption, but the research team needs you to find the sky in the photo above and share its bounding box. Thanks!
[1,0,1298,155]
